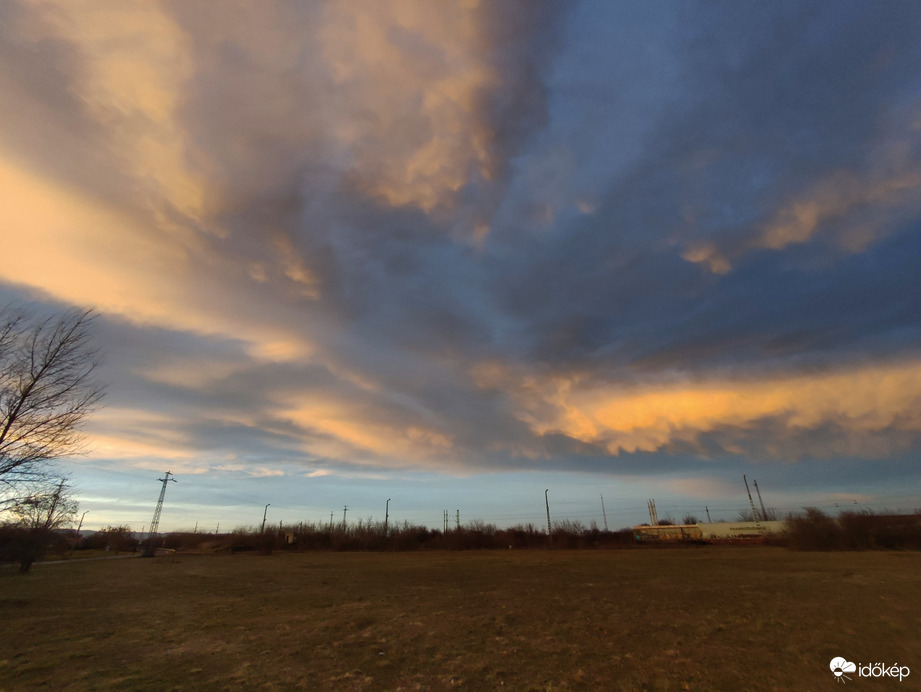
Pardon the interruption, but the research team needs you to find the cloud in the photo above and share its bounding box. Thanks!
[663,477,740,500]
[474,358,921,461]
[684,105,921,272]
[0,0,567,348]
[1,0,920,491]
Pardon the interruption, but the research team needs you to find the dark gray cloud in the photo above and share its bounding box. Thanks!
[473,0,921,378]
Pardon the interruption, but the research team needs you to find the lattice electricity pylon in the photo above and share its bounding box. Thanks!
[146,471,177,540]
[743,474,764,533]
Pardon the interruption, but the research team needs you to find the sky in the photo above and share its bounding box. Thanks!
[2,0,921,533]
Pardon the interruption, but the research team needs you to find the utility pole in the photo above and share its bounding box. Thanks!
[443,509,448,533]
[329,511,334,531]
[545,489,552,536]
[705,506,711,523]
[77,511,87,535]
[600,494,608,531]
[39,480,66,531]
[647,499,658,526]
[456,509,460,530]
[146,471,177,540]
[261,503,271,533]
[753,479,768,521]
[384,498,390,537]
[342,505,348,530]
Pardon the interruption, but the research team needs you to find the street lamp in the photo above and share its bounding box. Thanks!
[261,503,271,533]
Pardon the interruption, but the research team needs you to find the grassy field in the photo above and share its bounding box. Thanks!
[2,547,920,690]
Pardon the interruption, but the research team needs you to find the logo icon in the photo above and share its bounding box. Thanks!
[830,657,857,683]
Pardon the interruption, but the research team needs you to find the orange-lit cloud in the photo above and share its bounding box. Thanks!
[0,155,315,362]
[30,0,207,227]
[680,243,732,275]
[474,359,921,460]
[683,109,921,274]
[758,163,921,254]
[0,0,507,359]
[319,0,499,212]
[278,397,455,468]
[85,409,202,466]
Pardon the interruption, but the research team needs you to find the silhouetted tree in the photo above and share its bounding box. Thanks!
[0,306,104,506]
[8,479,78,530]
[1,478,78,572]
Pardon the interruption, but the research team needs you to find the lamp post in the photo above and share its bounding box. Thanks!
[77,511,88,535]
[261,503,271,533]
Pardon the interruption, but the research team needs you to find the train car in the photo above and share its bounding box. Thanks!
[698,520,786,540]
[632,524,704,542]
[633,521,786,543]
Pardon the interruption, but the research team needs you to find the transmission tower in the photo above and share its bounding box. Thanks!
[753,479,768,520]
[743,474,763,532]
[147,471,177,540]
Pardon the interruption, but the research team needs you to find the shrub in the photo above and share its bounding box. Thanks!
[784,508,921,551]
[0,526,54,573]
[80,526,138,553]
[786,508,843,550]
[837,511,921,550]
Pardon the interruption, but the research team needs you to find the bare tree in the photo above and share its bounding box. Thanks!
[0,306,105,503]
[1,478,80,573]
[8,478,79,530]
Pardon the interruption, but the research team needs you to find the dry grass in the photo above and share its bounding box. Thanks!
[2,547,920,690]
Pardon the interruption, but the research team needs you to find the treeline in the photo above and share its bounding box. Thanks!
[3,521,633,572]
[156,519,636,553]
[6,509,921,573]
[164,509,921,553]
[783,508,921,551]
